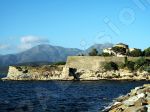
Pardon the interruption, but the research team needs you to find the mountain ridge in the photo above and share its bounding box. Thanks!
[0,43,113,68]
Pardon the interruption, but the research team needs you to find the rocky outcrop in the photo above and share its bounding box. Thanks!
[3,56,150,80]
[3,65,150,80]
[104,84,150,112]
[3,65,74,80]
[62,67,150,80]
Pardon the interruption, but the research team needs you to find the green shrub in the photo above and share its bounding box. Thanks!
[134,57,147,70]
[129,49,143,57]
[144,47,150,56]
[144,66,150,73]
[112,46,127,55]
[78,54,84,56]
[101,52,113,57]
[126,61,135,71]
[103,62,118,71]
[119,63,126,69]
[124,57,128,64]
[53,62,66,65]
[88,48,98,56]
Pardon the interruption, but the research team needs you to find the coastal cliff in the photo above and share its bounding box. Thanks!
[3,56,150,80]
[104,84,150,112]
[3,65,73,80]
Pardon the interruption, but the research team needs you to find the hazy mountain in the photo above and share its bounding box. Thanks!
[0,44,83,67]
[85,43,113,54]
[0,43,113,69]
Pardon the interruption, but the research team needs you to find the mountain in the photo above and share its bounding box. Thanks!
[85,43,113,54]
[16,44,83,64]
[0,43,113,72]
[0,44,83,67]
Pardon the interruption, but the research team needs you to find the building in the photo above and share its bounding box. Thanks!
[103,48,113,54]
[103,43,129,57]
[114,43,129,49]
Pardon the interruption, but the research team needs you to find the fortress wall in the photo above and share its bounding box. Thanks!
[128,57,150,62]
[65,56,125,70]
[65,56,150,70]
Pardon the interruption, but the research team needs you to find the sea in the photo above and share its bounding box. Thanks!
[0,80,149,112]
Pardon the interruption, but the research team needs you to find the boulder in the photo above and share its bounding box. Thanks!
[105,84,150,112]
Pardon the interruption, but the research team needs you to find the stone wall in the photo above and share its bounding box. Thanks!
[65,56,150,70]
[65,56,125,70]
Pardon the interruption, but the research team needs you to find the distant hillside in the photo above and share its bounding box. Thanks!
[85,43,113,54]
[0,44,82,67]
[0,43,113,73]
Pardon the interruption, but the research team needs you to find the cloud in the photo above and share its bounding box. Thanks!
[18,44,32,51]
[0,44,10,50]
[21,36,49,44]
[0,36,50,54]
[18,35,50,51]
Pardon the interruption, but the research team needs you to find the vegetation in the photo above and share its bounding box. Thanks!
[143,47,150,56]
[134,58,147,69]
[134,58,150,72]
[129,49,143,57]
[123,57,150,72]
[102,57,150,73]
[103,62,118,71]
[78,54,84,56]
[101,52,113,57]
[88,48,98,56]
[79,44,150,57]
[52,61,66,65]
[144,66,150,73]
[125,61,135,72]
[112,46,127,55]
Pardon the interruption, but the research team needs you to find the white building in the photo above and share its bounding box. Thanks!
[103,43,129,57]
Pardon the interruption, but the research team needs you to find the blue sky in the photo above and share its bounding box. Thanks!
[0,0,150,54]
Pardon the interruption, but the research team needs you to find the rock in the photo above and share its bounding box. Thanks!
[4,65,67,80]
[116,95,129,102]
[134,98,147,107]
[146,105,150,112]
[105,84,150,112]
[123,93,145,107]
[109,104,126,112]
[144,84,150,87]
[123,106,147,112]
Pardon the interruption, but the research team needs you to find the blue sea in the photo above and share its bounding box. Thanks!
[0,80,149,112]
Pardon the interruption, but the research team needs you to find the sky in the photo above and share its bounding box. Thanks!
[0,0,150,54]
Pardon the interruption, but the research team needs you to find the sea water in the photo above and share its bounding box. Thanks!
[0,80,149,112]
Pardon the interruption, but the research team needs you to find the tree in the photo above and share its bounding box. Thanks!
[144,66,150,73]
[103,62,118,71]
[101,52,113,57]
[78,54,84,56]
[134,57,147,70]
[129,49,143,57]
[88,48,98,56]
[112,46,127,55]
[126,61,135,71]
[144,47,150,56]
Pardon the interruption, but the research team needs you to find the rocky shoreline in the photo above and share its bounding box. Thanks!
[2,65,150,81]
[2,65,73,80]
[2,56,150,81]
[1,67,149,81]
[103,84,150,112]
